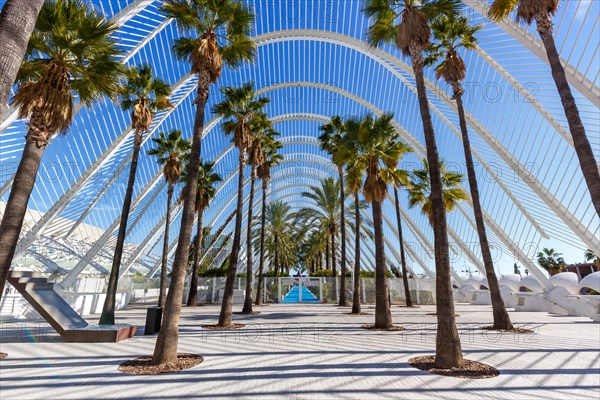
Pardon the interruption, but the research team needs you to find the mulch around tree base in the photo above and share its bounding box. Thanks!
[409,356,499,379]
[344,312,372,316]
[360,324,405,331]
[426,313,460,317]
[202,323,246,330]
[234,311,261,315]
[0,353,7,359]
[480,325,534,333]
[118,353,203,375]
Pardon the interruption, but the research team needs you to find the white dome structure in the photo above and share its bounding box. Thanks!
[521,275,545,292]
[549,272,580,295]
[499,274,522,292]
[578,272,600,293]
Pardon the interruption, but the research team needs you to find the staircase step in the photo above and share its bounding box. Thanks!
[6,271,136,342]
[17,277,49,284]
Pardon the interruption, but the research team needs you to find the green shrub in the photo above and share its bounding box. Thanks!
[311,269,335,277]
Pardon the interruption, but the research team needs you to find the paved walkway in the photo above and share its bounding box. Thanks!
[1,304,599,399]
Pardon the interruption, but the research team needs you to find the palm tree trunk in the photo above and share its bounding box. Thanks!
[338,167,347,306]
[242,170,257,313]
[352,192,361,314]
[255,180,268,306]
[410,44,463,368]
[152,71,209,365]
[455,90,512,329]
[0,0,44,108]
[274,235,279,277]
[331,232,337,301]
[325,238,330,271]
[372,200,392,328]
[536,16,600,217]
[158,183,174,308]
[187,207,204,307]
[218,150,246,326]
[393,186,413,307]
[99,129,143,325]
[0,125,48,301]
[256,180,267,306]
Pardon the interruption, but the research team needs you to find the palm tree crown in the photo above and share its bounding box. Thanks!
[148,130,191,187]
[120,65,173,134]
[213,83,270,150]
[161,0,255,84]
[407,159,468,224]
[426,16,482,98]
[363,0,459,55]
[336,113,410,203]
[13,0,122,138]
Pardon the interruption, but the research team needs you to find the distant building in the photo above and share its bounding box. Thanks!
[564,263,598,279]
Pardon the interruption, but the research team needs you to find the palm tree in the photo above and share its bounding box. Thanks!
[241,114,276,314]
[298,178,344,301]
[537,247,566,276]
[584,249,599,268]
[0,0,122,302]
[147,130,190,308]
[252,201,298,279]
[255,139,283,305]
[153,0,254,365]
[489,0,600,217]
[338,113,408,328]
[337,113,406,329]
[0,0,44,108]
[364,0,464,367]
[407,159,468,222]
[346,162,365,313]
[391,171,414,307]
[99,65,172,325]
[212,83,269,327]
[427,15,513,330]
[301,230,328,275]
[333,121,370,314]
[186,160,222,307]
[319,116,349,306]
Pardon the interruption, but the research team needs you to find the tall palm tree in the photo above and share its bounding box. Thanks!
[99,65,172,325]
[333,121,373,314]
[153,0,254,365]
[319,116,349,306]
[427,15,513,330]
[0,0,44,108]
[364,0,464,367]
[298,178,345,301]
[255,139,283,305]
[147,130,190,308]
[241,113,276,314]
[407,159,468,223]
[346,161,365,313]
[490,0,600,217]
[0,0,122,302]
[338,113,408,328]
[391,185,412,307]
[212,83,269,327]
[186,160,222,306]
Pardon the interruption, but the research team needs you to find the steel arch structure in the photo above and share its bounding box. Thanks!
[0,0,598,291]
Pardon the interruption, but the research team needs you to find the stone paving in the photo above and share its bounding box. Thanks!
[0,303,599,399]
